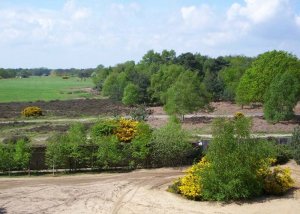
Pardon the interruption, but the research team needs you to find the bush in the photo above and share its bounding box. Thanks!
[115,118,139,143]
[91,119,118,138]
[275,143,293,165]
[177,157,209,200]
[150,121,193,167]
[21,106,42,117]
[94,136,123,168]
[130,105,149,121]
[129,122,152,167]
[261,166,294,195]
[177,117,277,201]
[234,112,245,120]
[291,126,300,164]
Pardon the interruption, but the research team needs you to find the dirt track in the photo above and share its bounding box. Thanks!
[1,161,300,214]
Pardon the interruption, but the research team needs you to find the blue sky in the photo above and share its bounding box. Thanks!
[0,0,300,68]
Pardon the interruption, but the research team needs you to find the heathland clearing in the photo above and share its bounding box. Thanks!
[0,76,95,103]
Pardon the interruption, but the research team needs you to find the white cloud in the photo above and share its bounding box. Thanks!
[180,5,214,29]
[227,0,287,23]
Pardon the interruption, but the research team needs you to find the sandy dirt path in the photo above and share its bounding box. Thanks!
[1,162,300,214]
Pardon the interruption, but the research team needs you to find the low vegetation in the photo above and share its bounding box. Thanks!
[169,117,295,201]
[0,76,94,103]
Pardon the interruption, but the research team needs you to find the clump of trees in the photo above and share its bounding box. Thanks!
[236,50,300,122]
[0,139,31,175]
[93,49,299,123]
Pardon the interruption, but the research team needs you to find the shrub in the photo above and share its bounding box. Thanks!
[234,111,245,120]
[130,105,149,121]
[291,126,300,164]
[197,117,276,201]
[178,157,209,200]
[115,118,139,143]
[21,106,42,117]
[14,139,31,171]
[129,122,152,167]
[262,166,294,195]
[91,119,118,138]
[94,136,123,168]
[62,76,69,79]
[45,134,70,174]
[275,143,293,165]
[150,121,193,167]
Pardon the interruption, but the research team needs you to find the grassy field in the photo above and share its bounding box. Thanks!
[0,76,95,103]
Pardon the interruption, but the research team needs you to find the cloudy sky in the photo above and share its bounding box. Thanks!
[0,0,300,68]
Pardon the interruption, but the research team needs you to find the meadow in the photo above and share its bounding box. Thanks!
[0,76,95,103]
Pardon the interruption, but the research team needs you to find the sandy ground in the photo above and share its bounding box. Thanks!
[0,161,300,214]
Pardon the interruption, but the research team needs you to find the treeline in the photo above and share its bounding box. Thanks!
[0,67,94,79]
[92,50,300,122]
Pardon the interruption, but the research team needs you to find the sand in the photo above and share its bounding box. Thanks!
[0,161,300,214]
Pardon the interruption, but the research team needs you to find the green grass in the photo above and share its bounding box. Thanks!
[0,76,95,103]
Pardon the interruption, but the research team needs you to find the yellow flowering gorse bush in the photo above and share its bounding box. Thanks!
[115,118,139,142]
[260,166,294,195]
[21,106,43,117]
[178,157,209,199]
[234,112,245,120]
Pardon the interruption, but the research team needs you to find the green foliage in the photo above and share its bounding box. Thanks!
[264,72,300,122]
[150,122,193,166]
[122,83,140,106]
[102,72,128,101]
[149,64,184,103]
[291,126,300,164]
[164,70,210,118]
[219,56,253,101]
[14,140,31,170]
[236,50,299,105]
[66,123,87,170]
[275,144,293,165]
[45,135,69,173]
[199,117,276,201]
[94,136,123,168]
[130,105,149,121]
[91,119,118,138]
[129,122,152,167]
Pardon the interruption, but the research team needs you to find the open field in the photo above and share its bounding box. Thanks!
[0,76,96,103]
[0,161,299,214]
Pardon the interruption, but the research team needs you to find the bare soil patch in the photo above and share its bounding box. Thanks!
[0,99,130,119]
[0,162,299,214]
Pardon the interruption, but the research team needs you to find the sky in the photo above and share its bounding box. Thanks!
[0,0,300,68]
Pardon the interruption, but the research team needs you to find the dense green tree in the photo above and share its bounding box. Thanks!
[102,72,128,101]
[14,140,31,173]
[164,71,210,120]
[219,56,253,101]
[95,136,123,168]
[45,135,69,175]
[122,83,140,106]
[149,64,184,103]
[66,123,87,171]
[263,71,300,122]
[236,50,299,105]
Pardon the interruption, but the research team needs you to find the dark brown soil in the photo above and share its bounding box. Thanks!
[0,99,130,119]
